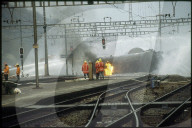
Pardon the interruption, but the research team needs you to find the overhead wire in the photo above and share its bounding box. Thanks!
[107,3,145,19]
[109,3,161,20]
[4,35,34,42]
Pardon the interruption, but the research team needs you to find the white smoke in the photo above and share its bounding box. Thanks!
[157,33,191,76]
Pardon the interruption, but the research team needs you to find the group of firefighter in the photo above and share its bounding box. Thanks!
[4,59,108,81]
[3,63,20,82]
[2,63,21,95]
[82,58,112,80]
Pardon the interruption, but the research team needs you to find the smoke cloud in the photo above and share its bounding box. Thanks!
[157,34,191,76]
[70,43,97,75]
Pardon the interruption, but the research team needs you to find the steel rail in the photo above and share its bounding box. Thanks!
[105,75,169,127]
[11,80,147,127]
[126,86,142,127]
[9,106,79,127]
[9,91,106,127]
[13,90,130,127]
[85,75,168,127]
[2,90,103,119]
[25,101,191,109]
[156,97,191,127]
[3,76,147,120]
[106,82,191,127]
[5,77,148,127]
[85,80,148,127]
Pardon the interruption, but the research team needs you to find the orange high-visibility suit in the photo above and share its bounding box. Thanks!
[99,61,104,72]
[82,61,89,79]
[82,62,89,74]
[4,65,9,75]
[4,64,9,81]
[16,66,20,75]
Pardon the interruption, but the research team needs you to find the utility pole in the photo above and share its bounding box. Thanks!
[159,1,162,52]
[172,1,177,17]
[19,20,24,77]
[129,1,133,21]
[32,1,40,88]
[65,25,68,75]
[43,2,49,76]
[18,2,24,77]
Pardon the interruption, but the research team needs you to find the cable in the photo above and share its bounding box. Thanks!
[109,4,146,19]
[4,35,33,42]
[110,3,163,20]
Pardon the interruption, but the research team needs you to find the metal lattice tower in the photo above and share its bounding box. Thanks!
[2,18,191,38]
[129,1,133,21]
[172,1,177,17]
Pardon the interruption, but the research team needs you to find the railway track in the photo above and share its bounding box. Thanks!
[85,76,169,127]
[2,91,103,127]
[5,75,189,127]
[106,82,191,127]
[4,75,189,127]
[85,82,148,127]
[2,76,149,127]
[141,83,191,127]
[156,97,191,127]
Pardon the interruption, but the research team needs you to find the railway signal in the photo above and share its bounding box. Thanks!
[102,38,105,49]
[19,47,24,75]
[20,48,24,54]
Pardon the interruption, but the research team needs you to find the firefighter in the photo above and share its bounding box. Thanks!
[82,61,89,79]
[99,58,104,79]
[3,63,9,81]
[15,64,20,82]
[95,60,100,79]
